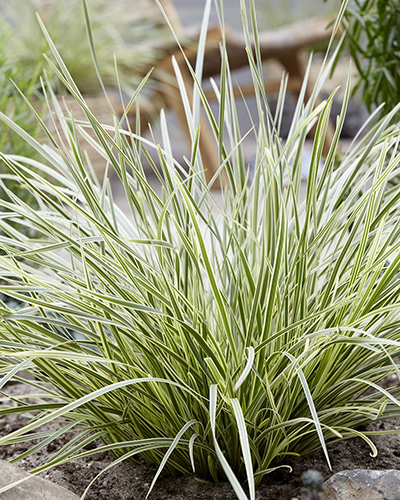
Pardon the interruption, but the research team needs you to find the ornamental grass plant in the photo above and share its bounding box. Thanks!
[1,1,400,499]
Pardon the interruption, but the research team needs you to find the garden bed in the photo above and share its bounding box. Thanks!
[1,382,400,500]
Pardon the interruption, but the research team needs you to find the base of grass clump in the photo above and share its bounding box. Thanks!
[2,381,400,499]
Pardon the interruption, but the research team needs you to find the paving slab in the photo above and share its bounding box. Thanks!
[0,459,79,500]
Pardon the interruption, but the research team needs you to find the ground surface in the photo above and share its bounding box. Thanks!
[1,382,400,500]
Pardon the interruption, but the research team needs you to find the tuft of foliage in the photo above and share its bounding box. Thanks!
[1,1,400,499]
[1,0,171,94]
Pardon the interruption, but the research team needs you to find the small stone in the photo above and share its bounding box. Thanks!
[302,469,324,491]
[324,469,400,500]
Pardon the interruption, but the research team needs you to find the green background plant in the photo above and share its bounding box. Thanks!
[328,0,400,113]
[1,1,400,499]
[0,25,45,226]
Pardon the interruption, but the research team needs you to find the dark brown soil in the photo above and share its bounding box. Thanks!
[1,382,400,500]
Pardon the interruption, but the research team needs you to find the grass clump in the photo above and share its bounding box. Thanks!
[1,1,400,499]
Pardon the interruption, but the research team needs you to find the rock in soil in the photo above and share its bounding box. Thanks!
[323,469,400,500]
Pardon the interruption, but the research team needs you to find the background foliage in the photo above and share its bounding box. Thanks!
[1,0,170,94]
[0,27,44,216]
[332,0,400,113]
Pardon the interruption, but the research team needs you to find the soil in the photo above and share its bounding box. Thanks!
[1,382,400,500]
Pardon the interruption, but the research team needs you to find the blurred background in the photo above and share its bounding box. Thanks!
[171,0,341,30]
[0,0,364,184]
